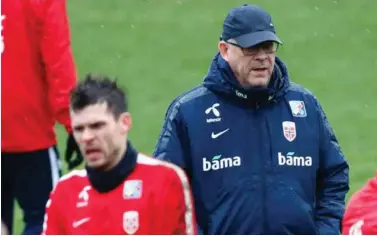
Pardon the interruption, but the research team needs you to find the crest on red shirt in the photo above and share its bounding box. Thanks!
[123,180,142,199]
[123,211,139,235]
[282,121,296,142]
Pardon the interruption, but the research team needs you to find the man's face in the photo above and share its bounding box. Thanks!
[219,40,277,88]
[70,103,131,170]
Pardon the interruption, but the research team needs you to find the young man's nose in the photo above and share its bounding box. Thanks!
[81,129,95,142]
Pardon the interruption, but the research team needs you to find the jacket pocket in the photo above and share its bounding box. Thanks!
[266,180,317,234]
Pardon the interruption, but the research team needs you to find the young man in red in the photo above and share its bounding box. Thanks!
[42,74,197,235]
[342,171,377,235]
[1,0,82,234]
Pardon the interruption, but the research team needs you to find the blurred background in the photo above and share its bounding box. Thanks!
[12,0,377,233]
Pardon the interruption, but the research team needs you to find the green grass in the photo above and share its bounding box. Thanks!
[12,0,377,233]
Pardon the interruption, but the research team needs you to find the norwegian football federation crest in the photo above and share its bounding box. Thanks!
[123,211,139,234]
[123,180,142,199]
[282,121,296,142]
[289,100,307,117]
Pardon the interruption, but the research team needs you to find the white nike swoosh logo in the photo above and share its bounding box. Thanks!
[72,217,91,228]
[211,128,230,139]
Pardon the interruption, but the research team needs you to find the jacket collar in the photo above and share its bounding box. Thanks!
[203,52,290,108]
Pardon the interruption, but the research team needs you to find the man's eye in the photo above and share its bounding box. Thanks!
[262,43,273,50]
[73,126,84,132]
[90,122,105,129]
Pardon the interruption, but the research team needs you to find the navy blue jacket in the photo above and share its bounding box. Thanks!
[154,53,349,235]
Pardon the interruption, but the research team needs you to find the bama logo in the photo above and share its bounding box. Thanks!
[202,155,241,171]
[278,152,312,167]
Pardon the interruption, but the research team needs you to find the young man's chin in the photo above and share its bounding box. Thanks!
[86,155,106,169]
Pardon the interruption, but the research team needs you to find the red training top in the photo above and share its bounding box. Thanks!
[42,153,198,235]
[1,0,77,152]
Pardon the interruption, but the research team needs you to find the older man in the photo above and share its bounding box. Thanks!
[154,4,349,235]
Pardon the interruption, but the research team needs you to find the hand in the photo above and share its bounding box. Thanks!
[65,134,83,170]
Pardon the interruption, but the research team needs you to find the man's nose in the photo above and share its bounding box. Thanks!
[81,129,95,143]
[253,48,268,60]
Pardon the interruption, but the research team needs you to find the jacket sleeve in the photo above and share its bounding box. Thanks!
[314,97,350,234]
[42,184,65,235]
[154,102,209,233]
[153,101,191,172]
[162,165,197,235]
[41,0,77,133]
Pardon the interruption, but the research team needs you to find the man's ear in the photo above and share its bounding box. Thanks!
[119,112,132,135]
[218,41,229,61]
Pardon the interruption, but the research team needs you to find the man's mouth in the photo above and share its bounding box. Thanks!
[85,148,101,155]
[251,67,267,72]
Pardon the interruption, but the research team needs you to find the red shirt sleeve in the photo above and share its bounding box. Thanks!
[41,0,77,133]
[342,175,377,235]
[42,184,66,235]
[162,166,197,235]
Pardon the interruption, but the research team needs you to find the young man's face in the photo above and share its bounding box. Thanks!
[70,103,131,170]
[219,40,277,88]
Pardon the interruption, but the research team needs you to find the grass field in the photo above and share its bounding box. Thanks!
[12,0,377,233]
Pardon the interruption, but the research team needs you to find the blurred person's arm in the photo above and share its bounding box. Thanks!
[41,0,77,133]
[314,98,350,234]
[41,0,83,170]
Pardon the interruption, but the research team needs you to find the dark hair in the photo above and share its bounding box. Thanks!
[70,73,128,118]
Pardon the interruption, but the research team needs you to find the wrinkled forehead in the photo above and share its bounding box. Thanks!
[70,103,113,126]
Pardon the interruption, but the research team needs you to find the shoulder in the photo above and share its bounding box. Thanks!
[165,85,213,116]
[59,169,87,182]
[170,85,211,107]
[286,82,322,108]
[136,153,189,186]
[58,169,87,185]
[287,82,317,99]
[52,169,88,194]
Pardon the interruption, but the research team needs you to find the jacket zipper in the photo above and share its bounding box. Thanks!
[263,113,271,233]
[256,103,267,232]
[261,112,267,232]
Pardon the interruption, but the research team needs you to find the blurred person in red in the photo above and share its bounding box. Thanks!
[1,0,82,234]
[42,74,197,235]
[342,171,377,235]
